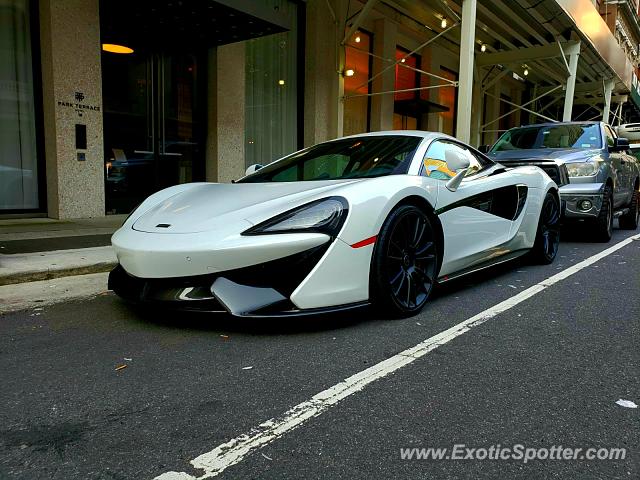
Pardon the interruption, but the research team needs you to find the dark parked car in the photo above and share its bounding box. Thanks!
[484,121,639,242]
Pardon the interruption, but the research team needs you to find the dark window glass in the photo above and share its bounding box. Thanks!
[491,124,602,151]
[239,136,421,182]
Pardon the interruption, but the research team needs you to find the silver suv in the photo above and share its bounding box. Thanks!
[484,121,640,242]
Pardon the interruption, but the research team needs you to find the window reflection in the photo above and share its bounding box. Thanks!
[0,0,40,211]
[245,0,299,168]
[343,30,372,136]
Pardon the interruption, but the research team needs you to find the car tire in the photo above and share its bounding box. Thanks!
[370,205,439,317]
[619,188,639,230]
[529,191,561,264]
[592,185,613,242]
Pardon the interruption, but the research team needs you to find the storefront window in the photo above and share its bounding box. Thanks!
[102,51,204,214]
[0,0,40,211]
[437,67,457,136]
[245,0,299,167]
[343,30,372,136]
[393,48,420,130]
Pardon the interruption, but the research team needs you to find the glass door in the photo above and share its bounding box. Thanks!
[102,51,204,214]
[0,0,42,212]
[156,53,201,190]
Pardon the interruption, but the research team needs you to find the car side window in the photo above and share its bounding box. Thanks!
[421,140,486,180]
[422,140,459,180]
[465,149,493,176]
[604,126,616,147]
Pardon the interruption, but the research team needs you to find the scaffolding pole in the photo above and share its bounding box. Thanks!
[562,43,580,121]
[481,85,562,129]
[456,0,477,143]
[602,79,615,124]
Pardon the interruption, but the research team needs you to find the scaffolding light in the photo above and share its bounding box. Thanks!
[278,79,285,85]
[355,34,361,43]
[102,43,134,54]
[481,43,487,52]
[523,66,529,76]
[345,69,355,77]
[400,58,406,63]
[441,17,448,29]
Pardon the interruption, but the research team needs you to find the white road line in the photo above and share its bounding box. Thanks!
[154,233,640,480]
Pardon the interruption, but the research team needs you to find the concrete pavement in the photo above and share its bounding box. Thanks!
[0,247,116,286]
[0,215,122,286]
[0,216,125,243]
[0,273,109,314]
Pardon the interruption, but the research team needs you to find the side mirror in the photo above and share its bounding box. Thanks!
[478,145,491,154]
[443,150,471,192]
[611,137,630,152]
[245,164,264,176]
[444,149,471,172]
[445,170,467,192]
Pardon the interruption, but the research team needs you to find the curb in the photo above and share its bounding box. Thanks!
[0,261,117,286]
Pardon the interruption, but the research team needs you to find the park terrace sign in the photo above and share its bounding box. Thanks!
[57,91,101,117]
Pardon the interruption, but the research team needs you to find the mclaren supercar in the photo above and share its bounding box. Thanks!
[109,131,560,317]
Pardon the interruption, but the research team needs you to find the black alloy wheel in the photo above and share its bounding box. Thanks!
[371,205,439,316]
[530,192,561,264]
[619,189,639,230]
[593,185,614,242]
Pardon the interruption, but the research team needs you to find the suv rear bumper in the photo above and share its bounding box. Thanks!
[560,182,604,218]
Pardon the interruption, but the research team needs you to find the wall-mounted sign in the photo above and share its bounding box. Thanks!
[57,91,100,117]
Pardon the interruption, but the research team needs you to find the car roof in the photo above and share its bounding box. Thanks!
[335,130,452,142]
[508,121,601,128]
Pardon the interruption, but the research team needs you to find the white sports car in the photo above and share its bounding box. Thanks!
[109,131,560,317]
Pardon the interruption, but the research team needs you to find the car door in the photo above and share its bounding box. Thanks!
[604,125,628,208]
[422,139,518,277]
[621,149,637,204]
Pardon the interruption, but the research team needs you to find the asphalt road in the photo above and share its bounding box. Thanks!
[1,227,638,479]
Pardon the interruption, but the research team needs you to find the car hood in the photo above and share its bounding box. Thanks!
[132,180,362,233]
[488,148,601,165]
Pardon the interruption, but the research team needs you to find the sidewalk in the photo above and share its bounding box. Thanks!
[0,216,124,285]
[0,246,117,286]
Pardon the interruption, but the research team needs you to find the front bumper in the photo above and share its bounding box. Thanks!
[108,243,367,317]
[560,182,604,219]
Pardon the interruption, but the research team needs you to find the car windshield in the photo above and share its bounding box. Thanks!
[238,136,422,183]
[491,124,601,151]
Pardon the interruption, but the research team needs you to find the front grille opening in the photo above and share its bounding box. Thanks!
[109,243,331,311]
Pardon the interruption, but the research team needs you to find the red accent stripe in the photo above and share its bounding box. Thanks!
[350,235,377,248]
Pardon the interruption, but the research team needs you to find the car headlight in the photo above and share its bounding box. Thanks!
[566,162,598,177]
[243,197,348,236]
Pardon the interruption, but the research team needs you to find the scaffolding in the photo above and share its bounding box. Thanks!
[330,0,633,146]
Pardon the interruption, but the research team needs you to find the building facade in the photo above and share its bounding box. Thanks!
[1,0,639,219]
